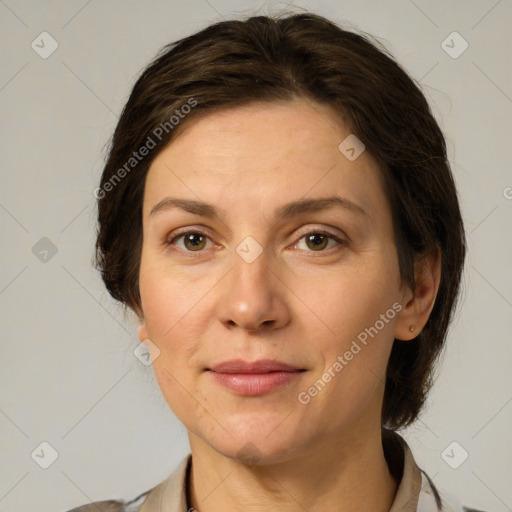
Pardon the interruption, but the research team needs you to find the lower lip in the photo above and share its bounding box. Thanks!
[209,371,304,396]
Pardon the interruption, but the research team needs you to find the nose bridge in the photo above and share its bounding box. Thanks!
[232,243,273,306]
[217,241,288,331]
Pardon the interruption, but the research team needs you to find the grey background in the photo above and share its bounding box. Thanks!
[1,1,511,511]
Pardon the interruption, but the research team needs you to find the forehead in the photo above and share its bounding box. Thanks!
[152,99,356,171]
[143,99,389,224]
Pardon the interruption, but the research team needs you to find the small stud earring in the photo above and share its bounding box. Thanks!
[409,325,415,332]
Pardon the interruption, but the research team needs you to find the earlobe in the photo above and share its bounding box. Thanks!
[137,324,148,342]
[394,246,442,341]
[394,289,418,341]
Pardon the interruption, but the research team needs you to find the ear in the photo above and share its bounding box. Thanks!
[394,246,441,341]
[137,323,149,343]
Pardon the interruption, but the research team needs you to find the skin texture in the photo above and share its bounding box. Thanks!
[137,99,441,512]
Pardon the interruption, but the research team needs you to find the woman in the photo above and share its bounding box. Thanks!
[69,11,483,512]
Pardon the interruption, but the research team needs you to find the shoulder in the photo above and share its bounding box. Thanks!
[63,489,149,512]
[390,431,487,512]
[64,500,125,512]
[419,469,488,512]
[61,454,191,512]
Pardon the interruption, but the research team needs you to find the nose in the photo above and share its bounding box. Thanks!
[216,249,290,333]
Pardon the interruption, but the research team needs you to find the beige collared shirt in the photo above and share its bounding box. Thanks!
[66,438,479,512]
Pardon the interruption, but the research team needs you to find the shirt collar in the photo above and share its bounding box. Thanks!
[139,434,425,512]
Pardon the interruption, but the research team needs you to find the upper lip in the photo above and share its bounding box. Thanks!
[208,359,304,374]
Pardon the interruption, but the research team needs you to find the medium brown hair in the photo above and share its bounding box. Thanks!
[95,12,466,430]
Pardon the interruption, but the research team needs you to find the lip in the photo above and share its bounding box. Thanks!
[206,359,306,396]
[207,358,303,374]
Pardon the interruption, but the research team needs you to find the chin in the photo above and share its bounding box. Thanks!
[200,425,303,466]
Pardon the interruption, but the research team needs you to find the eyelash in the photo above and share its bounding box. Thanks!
[165,227,348,256]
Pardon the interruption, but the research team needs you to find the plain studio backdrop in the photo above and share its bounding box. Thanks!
[1,1,511,511]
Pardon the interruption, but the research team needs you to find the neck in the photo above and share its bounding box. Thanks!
[187,428,398,512]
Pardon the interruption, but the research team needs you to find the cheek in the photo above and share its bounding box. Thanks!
[296,262,398,343]
[301,257,399,389]
[300,289,397,428]
[139,257,203,337]
[138,268,204,386]
[139,266,208,419]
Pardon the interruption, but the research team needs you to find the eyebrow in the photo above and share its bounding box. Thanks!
[149,195,367,221]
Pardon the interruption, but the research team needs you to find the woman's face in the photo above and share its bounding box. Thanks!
[138,99,411,463]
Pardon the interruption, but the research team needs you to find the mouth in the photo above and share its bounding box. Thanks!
[206,359,306,396]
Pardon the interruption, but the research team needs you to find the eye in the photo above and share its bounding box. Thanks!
[165,227,347,254]
[294,228,347,253]
[166,231,214,252]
